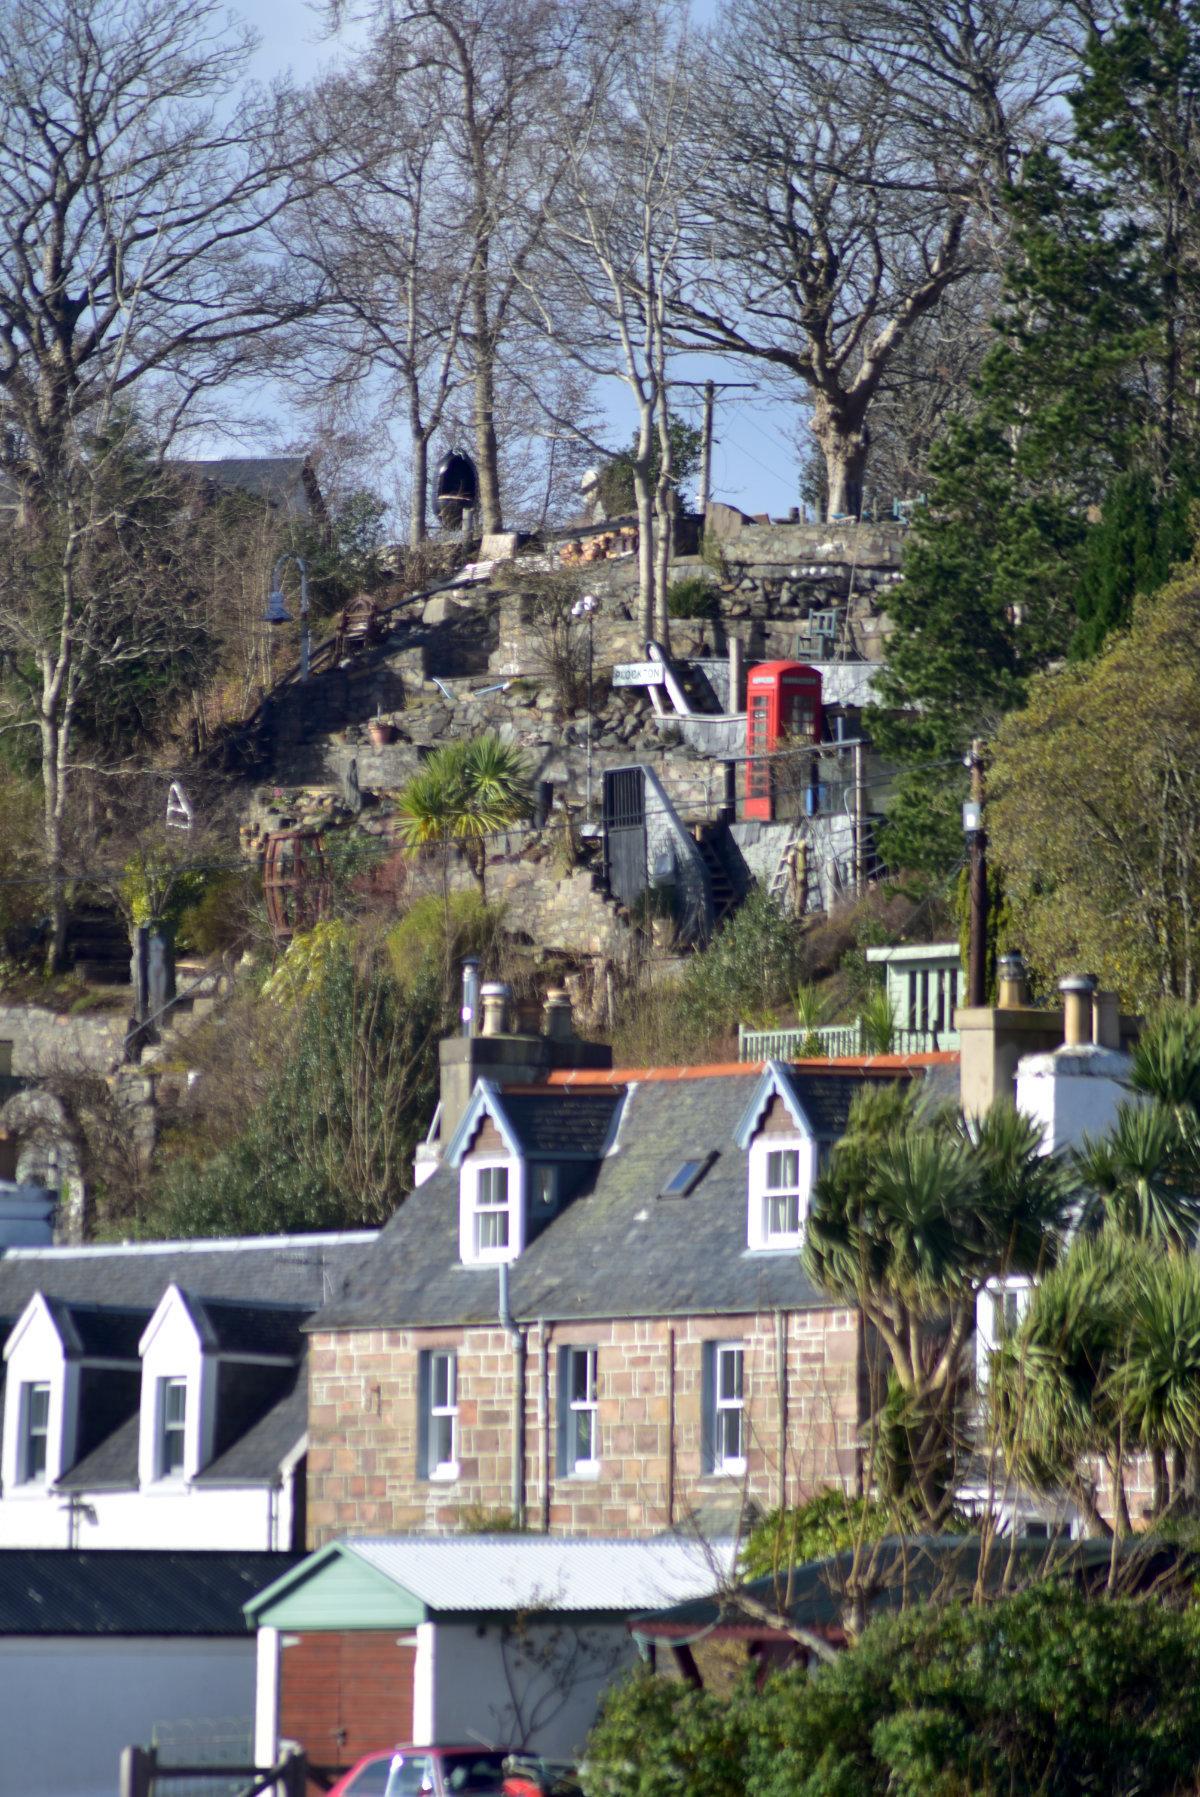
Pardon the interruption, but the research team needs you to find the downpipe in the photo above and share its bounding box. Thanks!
[498,1262,526,1528]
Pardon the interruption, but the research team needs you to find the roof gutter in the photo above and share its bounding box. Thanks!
[498,1263,526,1529]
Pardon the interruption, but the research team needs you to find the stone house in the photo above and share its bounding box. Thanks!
[306,997,955,1547]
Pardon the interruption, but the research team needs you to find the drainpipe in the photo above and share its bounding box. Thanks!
[776,1311,788,1510]
[539,1320,551,1533]
[498,1263,526,1528]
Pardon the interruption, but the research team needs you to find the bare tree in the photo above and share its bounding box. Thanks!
[291,55,471,545]
[683,0,1070,516]
[520,2,698,642]
[319,0,598,537]
[0,0,310,966]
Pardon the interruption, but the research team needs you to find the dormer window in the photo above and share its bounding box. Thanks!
[747,1134,812,1251]
[157,1377,187,1479]
[473,1163,512,1257]
[19,1382,50,1484]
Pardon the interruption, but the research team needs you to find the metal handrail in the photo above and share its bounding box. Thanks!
[738,1020,960,1061]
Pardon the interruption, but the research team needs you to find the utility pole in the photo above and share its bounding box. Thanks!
[670,379,755,519]
[967,738,988,1007]
[698,380,715,519]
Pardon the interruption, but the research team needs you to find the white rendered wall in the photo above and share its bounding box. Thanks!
[432,1620,638,1759]
[0,1480,283,1549]
[0,1635,255,1797]
[255,1627,281,1768]
[1015,1046,1133,1158]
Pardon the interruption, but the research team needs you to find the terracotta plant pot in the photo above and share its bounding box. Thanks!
[368,720,398,746]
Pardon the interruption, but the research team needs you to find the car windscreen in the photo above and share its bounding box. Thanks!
[439,1752,510,1793]
[347,1759,394,1797]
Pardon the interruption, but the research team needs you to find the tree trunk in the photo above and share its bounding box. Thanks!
[39,708,68,976]
[653,457,674,647]
[471,336,503,535]
[812,395,870,521]
[410,416,429,546]
[632,402,656,644]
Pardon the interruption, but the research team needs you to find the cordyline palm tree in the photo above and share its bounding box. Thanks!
[397,735,534,905]
[805,1086,1075,1526]
[991,1234,1200,1566]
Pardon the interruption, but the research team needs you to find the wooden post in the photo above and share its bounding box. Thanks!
[853,741,866,895]
[281,1748,308,1797]
[968,738,988,1008]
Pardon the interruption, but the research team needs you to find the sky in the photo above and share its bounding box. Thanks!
[226,0,806,524]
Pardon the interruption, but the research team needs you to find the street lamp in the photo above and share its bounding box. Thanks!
[263,554,311,681]
[571,592,599,821]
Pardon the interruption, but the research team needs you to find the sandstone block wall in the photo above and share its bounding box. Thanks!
[306,1305,864,1546]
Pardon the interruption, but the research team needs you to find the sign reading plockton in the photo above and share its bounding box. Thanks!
[613,662,665,687]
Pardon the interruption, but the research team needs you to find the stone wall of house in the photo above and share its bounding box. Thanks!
[306,1304,864,1546]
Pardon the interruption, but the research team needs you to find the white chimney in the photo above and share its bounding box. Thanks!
[1015,975,1133,1157]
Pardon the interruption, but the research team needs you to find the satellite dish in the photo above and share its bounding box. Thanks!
[166,782,193,830]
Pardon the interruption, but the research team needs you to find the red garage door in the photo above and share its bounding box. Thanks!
[279,1630,416,1772]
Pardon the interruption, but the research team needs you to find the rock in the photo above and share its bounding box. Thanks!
[423,593,465,626]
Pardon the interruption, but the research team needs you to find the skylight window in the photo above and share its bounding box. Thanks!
[658,1153,716,1198]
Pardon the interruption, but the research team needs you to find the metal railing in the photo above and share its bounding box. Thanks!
[738,1020,960,1061]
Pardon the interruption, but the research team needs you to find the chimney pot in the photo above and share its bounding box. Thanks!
[480,982,511,1037]
[544,987,574,1041]
[997,951,1028,1010]
[461,956,481,1037]
[1093,989,1121,1050]
[1059,975,1096,1048]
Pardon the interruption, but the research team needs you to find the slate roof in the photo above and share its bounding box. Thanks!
[44,1299,147,1360]
[0,1234,372,1493]
[173,457,316,516]
[314,1070,888,1331]
[0,1549,297,1634]
[186,1297,308,1357]
[0,1233,373,1320]
[195,1364,309,1486]
[55,1412,139,1492]
[497,1092,622,1159]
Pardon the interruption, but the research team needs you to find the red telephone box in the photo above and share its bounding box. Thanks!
[744,661,823,820]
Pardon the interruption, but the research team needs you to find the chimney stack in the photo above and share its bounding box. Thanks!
[480,982,511,1037]
[997,951,1029,1010]
[1059,975,1096,1048]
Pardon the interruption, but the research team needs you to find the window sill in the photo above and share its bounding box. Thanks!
[700,1462,747,1480]
[746,1242,803,1256]
[426,1465,459,1482]
[563,1462,601,1480]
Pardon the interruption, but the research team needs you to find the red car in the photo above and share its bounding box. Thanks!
[327,1747,515,1797]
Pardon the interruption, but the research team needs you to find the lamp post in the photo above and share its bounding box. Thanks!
[571,592,599,821]
[263,554,311,681]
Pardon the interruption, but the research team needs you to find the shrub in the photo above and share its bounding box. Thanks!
[386,891,506,985]
[666,576,718,620]
[679,888,808,1036]
[740,1489,893,1581]
[584,1585,1200,1797]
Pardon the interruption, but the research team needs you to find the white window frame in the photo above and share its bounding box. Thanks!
[747,1134,812,1250]
[157,1376,187,1480]
[18,1381,50,1485]
[710,1342,746,1475]
[562,1346,599,1477]
[426,1349,458,1480]
[463,1158,521,1264]
[975,1276,1033,1390]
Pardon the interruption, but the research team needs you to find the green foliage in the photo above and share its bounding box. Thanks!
[117,848,208,933]
[1074,469,1200,656]
[0,769,44,954]
[386,891,506,985]
[678,888,808,1035]
[666,576,718,620]
[858,988,895,1054]
[293,488,389,615]
[584,1587,1200,1797]
[397,734,534,896]
[175,870,256,956]
[596,421,704,516]
[740,1489,892,1581]
[989,554,1200,1007]
[155,941,441,1235]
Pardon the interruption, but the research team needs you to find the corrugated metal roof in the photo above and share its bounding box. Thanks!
[343,1535,735,1613]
